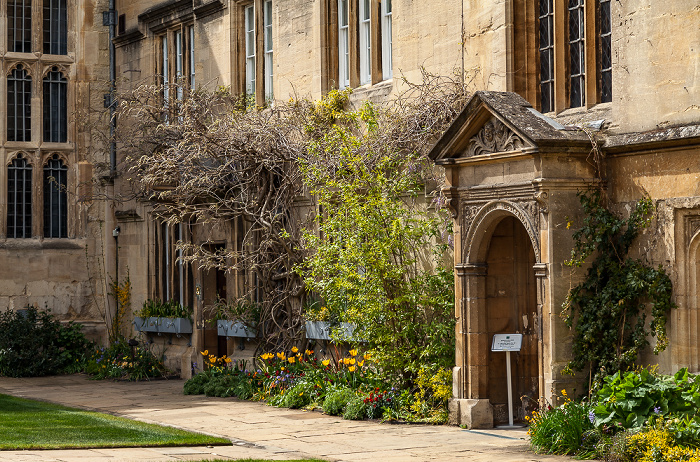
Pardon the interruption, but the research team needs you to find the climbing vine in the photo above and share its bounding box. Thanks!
[562,188,676,382]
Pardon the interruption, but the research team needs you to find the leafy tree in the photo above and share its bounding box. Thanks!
[299,90,456,386]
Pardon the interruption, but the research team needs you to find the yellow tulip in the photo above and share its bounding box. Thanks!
[200,350,209,356]
[291,346,299,353]
[348,366,356,372]
[363,353,371,360]
[349,349,358,357]
[349,358,356,365]
[305,349,314,356]
[210,357,216,363]
[322,359,330,366]
[225,357,232,363]
[277,352,286,360]
[289,357,296,364]
[358,360,364,367]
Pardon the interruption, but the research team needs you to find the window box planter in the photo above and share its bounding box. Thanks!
[304,320,356,341]
[134,316,192,334]
[159,317,193,334]
[217,320,256,338]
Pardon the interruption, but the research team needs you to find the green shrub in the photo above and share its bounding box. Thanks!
[184,372,211,395]
[85,339,168,380]
[203,375,239,397]
[282,382,314,409]
[0,306,93,377]
[528,398,594,455]
[343,396,369,420]
[593,368,700,430]
[323,387,355,416]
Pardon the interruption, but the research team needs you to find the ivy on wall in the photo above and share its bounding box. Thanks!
[562,189,676,382]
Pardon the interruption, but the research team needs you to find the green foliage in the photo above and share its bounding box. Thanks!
[135,299,193,321]
[85,339,169,380]
[528,398,595,455]
[209,297,260,328]
[281,382,315,409]
[343,395,370,420]
[298,93,455,386]
[184,371,212,395]
[563,189,675,379]
[0,306,93,377]
[322,387,356,416]
[593,368,700,430]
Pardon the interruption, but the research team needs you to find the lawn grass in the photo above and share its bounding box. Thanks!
[0,393,231,450]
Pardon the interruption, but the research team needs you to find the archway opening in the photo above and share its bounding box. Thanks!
[483,216,538,424]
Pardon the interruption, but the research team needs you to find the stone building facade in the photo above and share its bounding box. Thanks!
[0,0,110,339]
[2,0,698,429]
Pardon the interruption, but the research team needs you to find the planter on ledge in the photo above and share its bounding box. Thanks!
[134,316,192,334]
[304,320,356,341]
[217,320,257,338]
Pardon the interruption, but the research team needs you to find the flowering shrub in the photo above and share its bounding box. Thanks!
[85,339,168,381]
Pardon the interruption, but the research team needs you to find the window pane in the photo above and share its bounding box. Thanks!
[538,0,554,112]
[568,0,585,108]
[600,0,612,102]
[44,0,67,54]
[8,65,32,142]
[43,69,68,143]
[8,156,32,238]
[44,155,68,238]
[8,0,32,52]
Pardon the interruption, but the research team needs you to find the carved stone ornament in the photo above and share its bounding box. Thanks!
[461,200,541,263]
[465,117,526,157]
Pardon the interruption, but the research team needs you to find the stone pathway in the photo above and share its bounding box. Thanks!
[0,375,574,461]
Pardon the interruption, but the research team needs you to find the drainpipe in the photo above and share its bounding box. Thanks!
[104,0,117,176]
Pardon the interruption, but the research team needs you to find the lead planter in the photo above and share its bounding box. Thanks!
[217,320,256,338]
[304,320,356,341]
[134,316,192,334]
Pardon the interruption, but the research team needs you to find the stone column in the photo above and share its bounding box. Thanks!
[533,262,548,408]
[449,263,493,428]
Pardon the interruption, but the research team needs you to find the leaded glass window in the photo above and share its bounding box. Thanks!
[8,0,32,53]
[8,65,32,142]
[599,0,612,103]
[338,0,350,88]
[7,155,32,238]
[43,0,67,55]
[264,1,273,100]
[538,0,554,113]
[43,155,67,238]
[43,67,68,143]
[569,0,586,108]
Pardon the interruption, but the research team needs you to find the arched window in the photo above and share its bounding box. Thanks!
[8,64,32,142]
[43,67,67,143]
[8,0,32,53]
[43,0,67,55]
[43,154,67,238]
[7,154,33,238]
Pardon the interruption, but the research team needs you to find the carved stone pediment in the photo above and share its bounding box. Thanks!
[465,117,526,157]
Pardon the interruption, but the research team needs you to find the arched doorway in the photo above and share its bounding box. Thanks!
[483,216,538,424]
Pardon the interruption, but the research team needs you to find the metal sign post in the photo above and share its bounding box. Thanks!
[491,333,523,427]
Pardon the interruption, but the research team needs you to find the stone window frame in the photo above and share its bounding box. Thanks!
[512,0,612,113]
[321,0,390,93]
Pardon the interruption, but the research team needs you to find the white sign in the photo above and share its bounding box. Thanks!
[491,333,523,352]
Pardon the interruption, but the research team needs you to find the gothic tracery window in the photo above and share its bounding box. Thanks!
[43,154,68,238]
[7,154,33,238]
[43,67,68,143]
[8,65,32,142]
[8,0,32,53]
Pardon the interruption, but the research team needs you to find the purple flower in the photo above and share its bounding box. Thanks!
[653,406,661,415]
[588,410,595,424]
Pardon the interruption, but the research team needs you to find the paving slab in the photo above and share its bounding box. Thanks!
[0,375,575,462]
